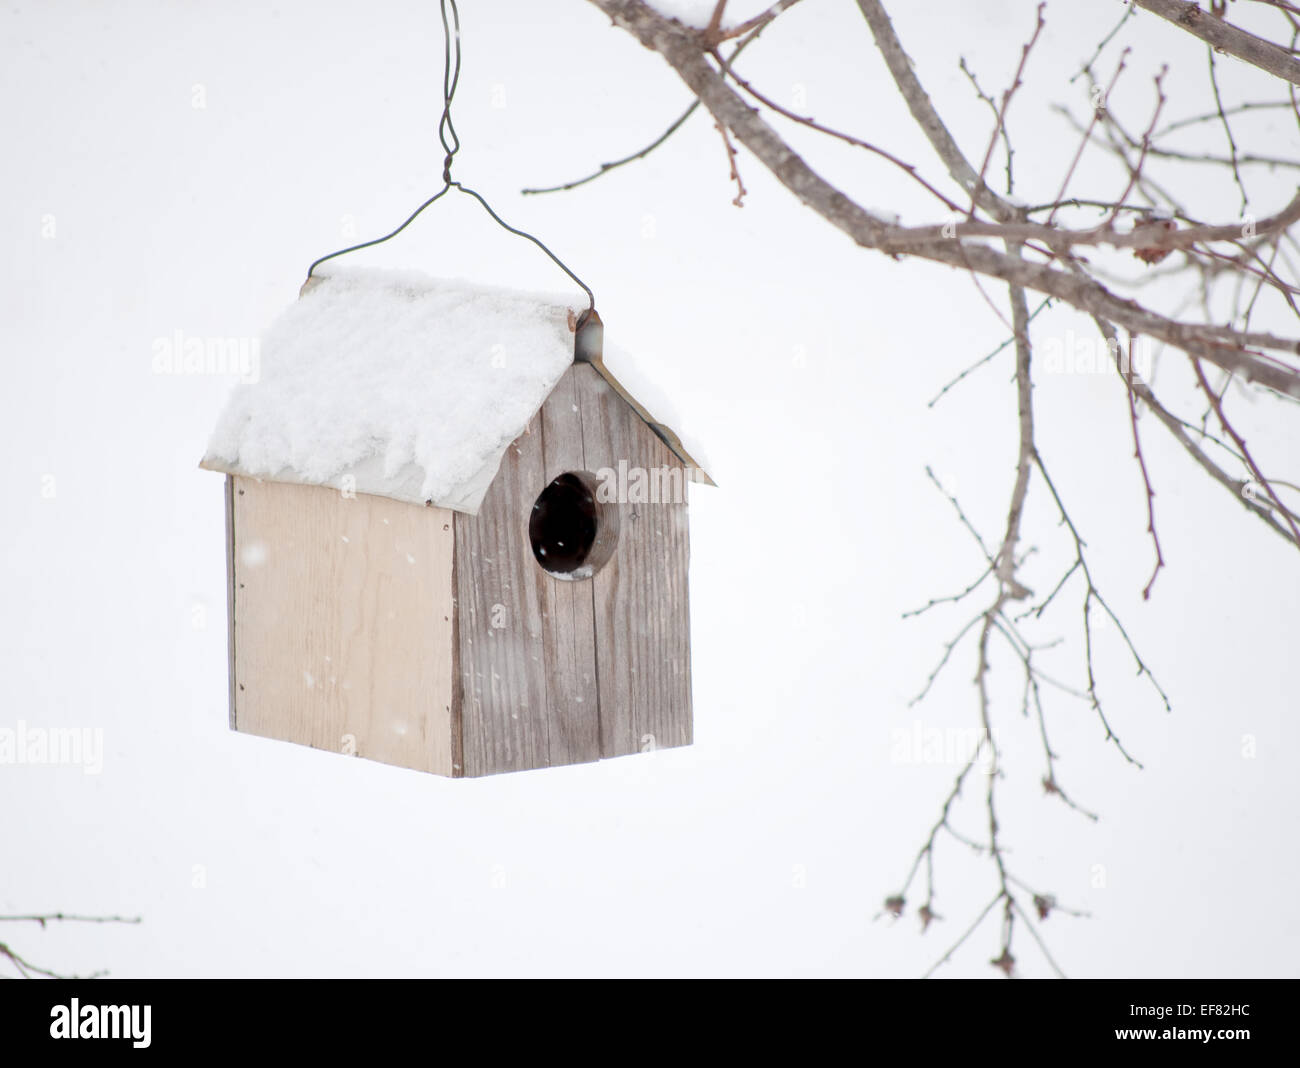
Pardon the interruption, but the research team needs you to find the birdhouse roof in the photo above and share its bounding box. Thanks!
[199,268,710,515]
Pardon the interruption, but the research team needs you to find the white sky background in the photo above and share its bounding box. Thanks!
[1,0,1297,978]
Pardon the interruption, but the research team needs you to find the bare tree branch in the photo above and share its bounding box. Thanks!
[1132,0,1300,85]
[576,0,1300,977]
[584,0,1300,397]
[0,912,140,979]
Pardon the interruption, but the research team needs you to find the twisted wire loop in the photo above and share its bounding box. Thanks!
[307,0,595,311]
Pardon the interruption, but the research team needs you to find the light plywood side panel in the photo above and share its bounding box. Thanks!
[224,475,237,730]
[454,415,551,776]
[576,366,693,759]
[232,477,456,776]
[538,366,601,767]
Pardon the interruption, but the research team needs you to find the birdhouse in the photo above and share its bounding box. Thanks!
[199,269,711,777]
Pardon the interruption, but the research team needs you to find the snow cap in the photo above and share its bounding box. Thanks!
[200,268,584,514]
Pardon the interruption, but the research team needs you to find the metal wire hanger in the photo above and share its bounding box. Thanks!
[306,0,595,313]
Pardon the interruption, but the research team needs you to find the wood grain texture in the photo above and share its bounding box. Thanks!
[448,548,465,777]
[224,475,237,730]
[536,368,602,766]
[576,365,693,759]
[453,416,552,776]
[226,368,694,778]
[454,363,692,774]
[231,477,457,776]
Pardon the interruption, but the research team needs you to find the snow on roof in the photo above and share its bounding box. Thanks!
[200,268,586,514]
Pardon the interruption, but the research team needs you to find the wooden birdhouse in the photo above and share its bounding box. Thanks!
[200,269,711,777]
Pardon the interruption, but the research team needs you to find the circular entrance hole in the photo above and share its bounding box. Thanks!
[528,471,618,580]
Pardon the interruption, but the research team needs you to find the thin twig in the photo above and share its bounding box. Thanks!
[1207,45,1250,213]
[927,297,1053,407]
[522,30,766,196]
[1122,352,1166,600]
[1193,358,1300,545]
[922,893,1002,978]
[713,120,746,205]
[971,4,1046,218]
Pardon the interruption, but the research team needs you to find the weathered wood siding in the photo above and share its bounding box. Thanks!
[451,408,552,776]
[454,363,693,776]
[578,368,693,759]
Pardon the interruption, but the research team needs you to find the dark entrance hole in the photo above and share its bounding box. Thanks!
[528,471,617,580]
